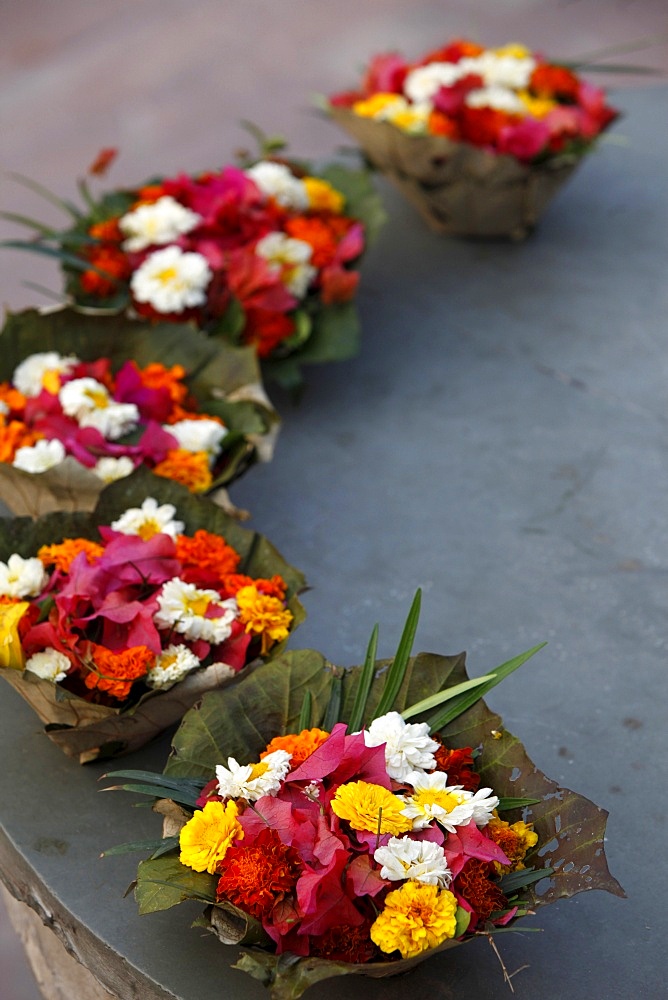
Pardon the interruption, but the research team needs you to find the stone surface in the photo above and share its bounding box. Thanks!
[1,2,668,999]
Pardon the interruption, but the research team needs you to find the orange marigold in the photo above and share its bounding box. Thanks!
[84,643,154,700]
[175,529,241,578]
[284,216,340,269]
[235,585,293,655]
[136,362,190,408]
[530,64,580,102]
[261,728,330,769]
[216,827,301,919]
[38,538,104,574]
[0,383,27,414]
[428,110,460,139]
[134,184,166,204]
[218,574,287,601]
[89,218,123,243]
[153,449,212,493]
[0,419,43,463]
[487,816,538,875]
[80,246,130,297]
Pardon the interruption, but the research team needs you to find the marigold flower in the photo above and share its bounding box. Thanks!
[530,63,581,102]
[303,176,345,214]
[89,218,123,243]
[487,816,538,874]
[137,362,189,407]
[331,781,413,836]
[38,538,104,574]
[261,727,330,769]
[284,217,339,269]
[153,449,213,493]
[0,600,29,670]
[0,383,27,414]
[215,573,286,601]
[80,247,130,297]
[0,420,43,464]
[174,530,240,578]
[216,826,301,918]
[179,799,243,874]
[370,881,458,959]
[235,584,292,655]
[456,858,508,920]
[84,643,154,700]
[310,921,377,964]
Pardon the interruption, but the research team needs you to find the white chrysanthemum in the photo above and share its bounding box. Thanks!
[12,438,66,473]
[119,195,202,252]
[0,554,48,598]
[467,786,500,827]
[403,62,464,104]
[164,418,228,464]
[246,161,309,210]
[13,351,80,397]
[215,749,292,802]
[374,836,452,887]
[93,456,135,483]
[363,711,439,782]
[255,232,316,298]
[460,51,536,90]
[110,498,185,540]
[465,85,525,114]
[130,245,212,314]
[154,578,237,643]
[401,770,475,833]
[146,644,200,690]
[25,648,71,683]
[58,377,139,440]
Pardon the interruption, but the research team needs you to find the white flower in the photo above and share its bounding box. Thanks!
[0,401,9,416]
[465,85,525,114]
[164,418,228,463]
[25,648,71,683]
[374,836,452,887]
[363,711,439,782]
[246,161,309,210]
[460,51,536,90]
[93,456,135,483]
[130,246,212,314]
[215,749,292,801]
[119,196,202,252]
[146,644,200,690]
[13,352,79,397]
[0,554,47,598]
[255,232,316,298]
[401,770,475,833]
[110,498,184,540]
[58,377,139,439]
[12,438,66,473]
[403,62,464,104]
[468,787,500,827]
[154,577,237,643]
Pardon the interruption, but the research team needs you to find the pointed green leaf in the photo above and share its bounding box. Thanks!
[347,622,378,732]
[401,673,495,720]
[373,588,421,719]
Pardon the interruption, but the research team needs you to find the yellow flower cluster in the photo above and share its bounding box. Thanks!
[236,585,293,655]
[179,799,243,874]
[330,780,412,835]
[370,881,458,959]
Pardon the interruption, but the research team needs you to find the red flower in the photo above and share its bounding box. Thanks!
[310,919,378,963]
[530,63,580,102]
[216,827,302,920]
[431,738,480,791]
[455,858,508,921]
[242,308,296,358]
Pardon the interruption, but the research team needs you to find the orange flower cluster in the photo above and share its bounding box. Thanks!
[261,727,331,769]
[488,816,538,874]
[80,245,130,297]
[85,643,155,700]
[153,450,212,493]
[175,529,241,578]
[38,538,104,574]
[216,827,302,919]
[136,362,190,409]
[0,418,42,463]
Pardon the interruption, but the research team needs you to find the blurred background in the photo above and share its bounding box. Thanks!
[1,2,666,997]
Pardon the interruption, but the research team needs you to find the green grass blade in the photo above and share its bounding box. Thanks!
[347,622,379,732]
[426,642,546,731]
[101,782,201,807]
[100,837,175,858]
[298,689,312,731]
[103,769,205,792]
[322,675,342,730]
[401,674,496,720]
[499,866,554,896]
[497,796,542,812]
[373,589,421,720]
[0,239,98,273]
[6,171,83,219]
[0,211,63,237]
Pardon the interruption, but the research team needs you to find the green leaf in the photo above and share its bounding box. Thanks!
[321,674,342,732]
[5,171,83,219]
[499,866,555,896]
[100,836,178,858]
[497,796,542,812]
[102,782,201,808]
[0,240,101,273]
[425,643,546,731]
[346,622,378,732]
[373,589,421,719]
[212,297,246,341]
[135,857,217,914]
[298,690,312,731]
[401,673,495,720]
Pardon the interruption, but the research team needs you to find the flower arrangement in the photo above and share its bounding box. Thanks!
[0,309,278,514]
[0,307,278,516]
[0,468,305,762]
[106,594,623,996]
[2,139,385,389]
[326,39,619,239]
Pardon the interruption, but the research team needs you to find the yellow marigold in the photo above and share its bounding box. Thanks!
[179,799,243,874]
[488,816,539,874]
[303,176,345,215]
[0,600,29,670]
[235,585,292,655]
[352,93,404,119]
[370,882,458,959]
[517,91,556,119]
[330,781,413,836]
[261,728,330,769]
[153,449,212,493]
[38,538,104,573]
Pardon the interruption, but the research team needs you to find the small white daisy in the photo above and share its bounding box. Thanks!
[25,648,71,683]
[130,245,212,314]
[13,351,80,397]
[146,644,200,690]
[246,161,309,210]
[110,498,185,540]
[374,836,452,887]
[154,577,237,644]
[363,711,439,782]
[0,554,48,598]
[255,232,316,298]
[12,438,66,473]
[119,195,202,253]
[215,749,292,801]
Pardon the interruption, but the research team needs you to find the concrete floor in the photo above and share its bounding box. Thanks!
[1,3,667,998]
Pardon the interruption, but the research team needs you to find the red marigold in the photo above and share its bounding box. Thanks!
[428,110,461,139]
[420,39,485,65]
[242,308,296,359]
[89,218,123,243]
[84,644,154,700]
[431,736,480,791]
[530,64,580,102]
[0,383,27,416]
[459,106,518,148]
[456,858,508,921]
[216,827,301,920]
[175,529,241,578]
[80,246,130,297]
[310,920,377,963]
